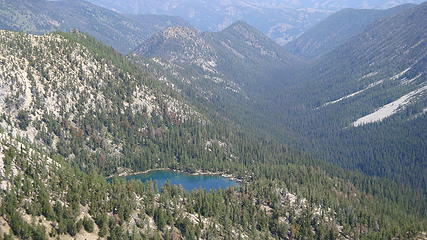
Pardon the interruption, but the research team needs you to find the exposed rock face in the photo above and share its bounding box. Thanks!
[135,27,219,74]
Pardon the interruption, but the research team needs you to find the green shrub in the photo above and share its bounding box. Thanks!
[16,110,31,130]
[83,216,94,233]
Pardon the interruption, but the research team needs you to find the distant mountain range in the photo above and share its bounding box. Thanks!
[0,0,189,53]
[269,0,424,9]
[87,0,425,45]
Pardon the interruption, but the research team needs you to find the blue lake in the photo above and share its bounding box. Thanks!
[124,170,239,191]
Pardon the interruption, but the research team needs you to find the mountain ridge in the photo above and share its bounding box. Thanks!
[133,21,302,90]
[87,0,329,45]
[285,3,417,59]
[87,0,425,46]
[0,0,190,53]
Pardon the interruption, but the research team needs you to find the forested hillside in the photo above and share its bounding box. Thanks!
[1,117,426,239]
[261,2,427,190]
[0,0,427,239]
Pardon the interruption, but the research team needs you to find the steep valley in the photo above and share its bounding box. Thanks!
[0,1,426,239]
[0,28,425,240]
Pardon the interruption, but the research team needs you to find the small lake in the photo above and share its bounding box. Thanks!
[124,170,239,191]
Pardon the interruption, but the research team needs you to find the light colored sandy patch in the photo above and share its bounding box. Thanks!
[360,72,379,80]
[407,107,427,121]
[390,67,411,81]
[195,58,218,74]
[0,216,11,235]
[21,61,33,110]
[353,85,427,127]
[131,86,158,114]
[260,204,273,214]
[322,80,384,107]
[411,39,425,49]
[73,230,101,240]
[21,213,56,236]
[402,73,422,85]
[220,41,245,59]
[0,145,4,173]
[414,232,427,240]
[142,214,157,232]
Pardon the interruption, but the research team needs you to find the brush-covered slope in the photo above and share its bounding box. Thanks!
[285,3,416,59]
[0,0,189,53]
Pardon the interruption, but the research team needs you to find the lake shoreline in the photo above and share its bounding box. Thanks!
[107,168,243,183]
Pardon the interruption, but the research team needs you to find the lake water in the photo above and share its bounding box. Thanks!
[124,170,239,191]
